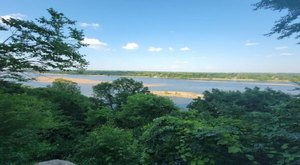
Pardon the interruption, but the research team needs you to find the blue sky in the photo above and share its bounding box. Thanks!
[1,0,300,73]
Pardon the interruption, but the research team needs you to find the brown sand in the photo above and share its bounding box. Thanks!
[36,76,201,98]
[151,90,202,99]
[35,76,163,87]
[35,76,105,84]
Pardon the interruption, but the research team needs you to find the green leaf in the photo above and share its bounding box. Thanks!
[246,154,254,161]
[228,145,242,154]
[267,154,274,158]
[281,143,288,150]
[217,139,228,145]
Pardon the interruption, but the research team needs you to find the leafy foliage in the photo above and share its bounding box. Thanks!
[86,107,115,129]
[93,77,149,110]
[188,87,300,164]
[254,0,300,44]
[74,125,138,165]
[117,93,178,129]
[49,78,81,94]
[1,78,299,164]
[23,80,94,159]
[0,8,88,80]
[0,92,58,164]
[140,116,247,164]
[188,87,291,117]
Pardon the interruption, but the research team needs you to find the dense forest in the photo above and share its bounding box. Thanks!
[49,70,300,82]
[0,78,299,164]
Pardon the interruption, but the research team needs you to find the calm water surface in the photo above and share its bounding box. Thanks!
[25,74,299,109]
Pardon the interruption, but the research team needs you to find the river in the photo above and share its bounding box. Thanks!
[24,73,299,109]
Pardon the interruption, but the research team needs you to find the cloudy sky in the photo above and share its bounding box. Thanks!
[1,0,300,72]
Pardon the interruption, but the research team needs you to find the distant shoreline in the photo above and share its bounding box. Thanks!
[44,71,300,83]
[35,74,297,89]
[38,72,300,86]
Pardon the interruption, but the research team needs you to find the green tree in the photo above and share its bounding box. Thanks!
[27,86,92,125]
[187,87,300,164]
[74,125,138,165]
[49,78,81,94]
[188,87,290,117]
[0,8,88,80]
[85,107,115,129]
[92,82,115,109]
[117,94,178,129]
[254,0,300,44]
[140,116,247,165]
[24,84,94,159]
[0,92,58,164]
[93,77,149,110]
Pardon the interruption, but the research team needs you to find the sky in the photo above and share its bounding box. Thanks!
[1,0,300,73]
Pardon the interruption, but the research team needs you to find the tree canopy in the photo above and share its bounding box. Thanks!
[93,77,149,110]
[49,78,81,94]
[0,8,88,80]
[1,78,299,164]
[254,0,300,44]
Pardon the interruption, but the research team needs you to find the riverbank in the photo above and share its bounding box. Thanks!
[36,74,297,88]
[151,91,202,99]
[35,76,162,87]
[35,76,202,99]
[36,76,104,84]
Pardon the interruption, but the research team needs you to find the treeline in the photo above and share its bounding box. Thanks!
[1,78,299,164]
[49,70,300,82]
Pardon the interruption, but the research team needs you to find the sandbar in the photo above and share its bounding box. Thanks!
[151,90,202,99]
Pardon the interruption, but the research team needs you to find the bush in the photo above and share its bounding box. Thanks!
[117,94,178,129]
[74,126,138,165]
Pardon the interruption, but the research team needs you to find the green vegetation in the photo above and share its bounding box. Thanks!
[49,70,300,82]
[0,8,88,81]
[254,0,300,44]
[1,78,299,164]
[93,77,149,110]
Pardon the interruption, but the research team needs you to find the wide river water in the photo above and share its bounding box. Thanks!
[25,73,299,109]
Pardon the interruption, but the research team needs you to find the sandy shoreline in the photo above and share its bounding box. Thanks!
[35,76,104,84]
[35,76,202,99]
[35,76,162,87]
[151,91,202,99]
[39,73,297,87]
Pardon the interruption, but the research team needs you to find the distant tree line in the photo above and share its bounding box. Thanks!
[49,70,300,82]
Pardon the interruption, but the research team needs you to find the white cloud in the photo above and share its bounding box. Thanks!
[180,47,190,51]
[148,47,163,52]
[0,13,25,20]
[122,42,139,50]
[82,37,108,50]
[275,46,288,50]
[245,41,259,46]
[1,13,25,27]
[280,53,293,56]
[80,23,99,28]
[168,47,174,51]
